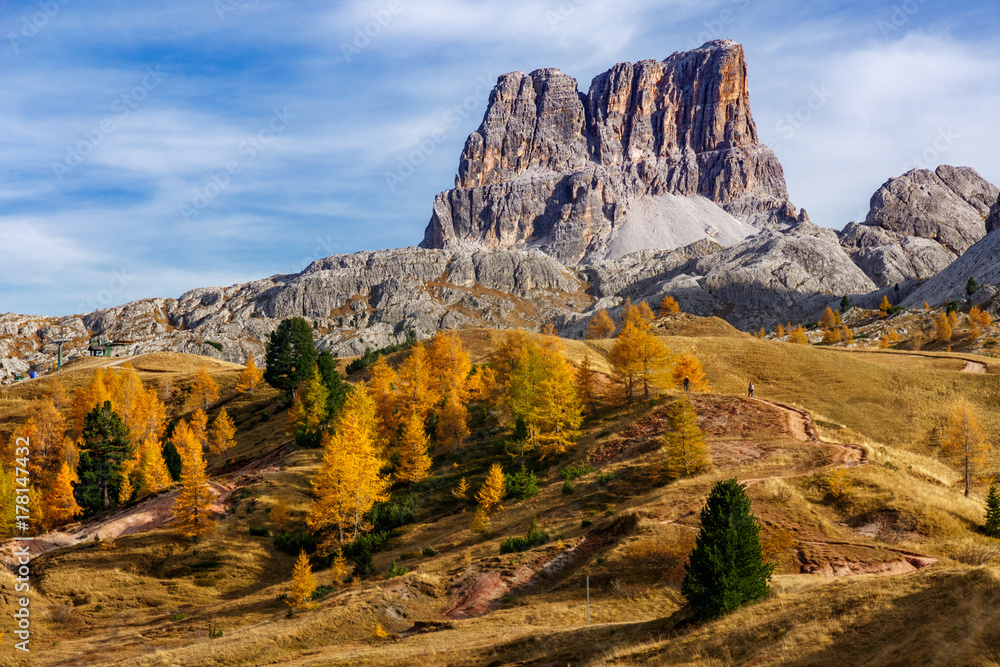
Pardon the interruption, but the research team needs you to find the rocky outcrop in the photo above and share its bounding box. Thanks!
[839,166,998,287]
[987,193,1000,235]
[902,228,1000,311]
[421,40,798,264]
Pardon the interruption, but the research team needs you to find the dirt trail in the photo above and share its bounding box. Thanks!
[961,360,987,373]
[831,347,991,374]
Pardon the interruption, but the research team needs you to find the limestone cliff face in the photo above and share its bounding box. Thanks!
[839,166,999,287]
[421,40,797,264]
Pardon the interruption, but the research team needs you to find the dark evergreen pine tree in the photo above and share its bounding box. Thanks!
[76,401,134,513]
[682,478,773,621]
[985,483,1000,538]
[264,317,318,395]
[316,350,348,419]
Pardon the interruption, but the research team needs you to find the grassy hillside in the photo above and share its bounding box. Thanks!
[3,326,1000,666]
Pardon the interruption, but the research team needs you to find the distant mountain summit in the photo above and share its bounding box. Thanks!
[420,40,800,264]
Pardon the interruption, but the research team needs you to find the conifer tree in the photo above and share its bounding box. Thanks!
[289,550,318,610]
[270,497,290,531]
[77,401,134,513]
[984,483,1000,538]
[659,295,681,316]
[287,368,329,446]
[368,355,400,446]
[575,354,598,411]
[941,403,991,497]
[788,325,809,345]
[136,434,172,496]
[236,352,265,396]
[307,384,389,549]
[452,477,469,500]
[820,307,836,330]
[171,421,215,540]
[670,352,709,392]
[45,461,82,528]
[609,305,671,402]
[189,408,210,451]
[879,295,891,318]
[0,462,15,538]
[330,546,349,585]
[396,411,432,483]
[664,399,711,479]
[935,312,953,342]
[264,317,318,395]
[585,310,616,339]
[775,323,785,338]
[208,408,237,454]
[191,366,219,410]
[682,479,773,621]
[476,463,506,519]
[429,332,473,401]
[316,350,348,419]
[436,391,470,454]
[398,340,438,421]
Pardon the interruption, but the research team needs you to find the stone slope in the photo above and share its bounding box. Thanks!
[420,40,799,264]
[839,166,999,287]
[901,229,1000,310]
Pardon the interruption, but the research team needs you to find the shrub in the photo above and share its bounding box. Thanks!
[561,479,575,495]
[505,468,540,501]
[367,496,417,532]
[249,524,270,537]
[499,517,550,554]
[825,469,852,499]
[311,585,334,600]
[581,519,592,528]
[387,561,408,578]
[560,465,596,482]
[170,612,187,621]
[272,530,318,555]
[597,472,615,486]
[208,624,223,639]
[206,341,224,352]
[421,546,437,557]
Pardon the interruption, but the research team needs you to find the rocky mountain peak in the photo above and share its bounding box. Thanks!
[422,40,797,265]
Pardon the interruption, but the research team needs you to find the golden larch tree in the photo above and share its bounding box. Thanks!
[775,323,785,338]
[368,356,400,445]
[671,351,710,392]
[934,312,953,342]
[270,497,290,532]
[330,546,349,586]
[472,462,506,530]
[287,368,328,439]
[171,421,215,540]
[429,332,472,401]
[663,399,711,479]
[436,391,470,454]
[236,352,265,396]
[659,295,681,316]
[191,366,219,410]
[289,550,318,610]
[398,340,439,420]
[941,403,992,497]
[575,354,599,411]
[878,295,891,318]
[788,325,809,345]
[209,408,237,454]
[44,461,82,529]
[609,305,671,402]
[534,360,583,458]
[586,310,616,340]
[396,411,432,483]
[189,408,210,451]
[820,307,837,330]
[307,383,389,549]
[136,434,172,497]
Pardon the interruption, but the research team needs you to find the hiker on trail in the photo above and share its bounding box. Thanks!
[748,382,755,398]
[683,376,690,393]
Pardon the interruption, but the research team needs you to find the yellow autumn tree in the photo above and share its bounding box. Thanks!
[493,330,583,458]
[663,399,711,479]
[307,383,390,549]
[452,477,469,500]
[670,351,710,392]
[396,411,432,483]
[44,461,82,528]
[189,408,210,451]
[368,355,399,446]
[472,463,506,530]
[659,295,681,316]
[941,403,992,497]
[820,307,837,330]
[191,366,219,410]
[236,352,265,396]
[288,368,328,441]
[609,304,672,402]
[289,550,317,610]
[171,421,215,540]
[330,546,349,586]
[775,323,785,338]
[136,434,172,497]
[436,390,470,454]
[209,408,237,454]
[575,354,598,411]
[429,332,472,401]
[398,341,439,421]
[586,310,616,340]
[789,325,809,345]
[935,312,953,342]
[970,306,992,329]
[270,497,290,531]
[879,295,891,318]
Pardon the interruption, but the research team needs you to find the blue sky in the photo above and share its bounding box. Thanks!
[1,0,998,316]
